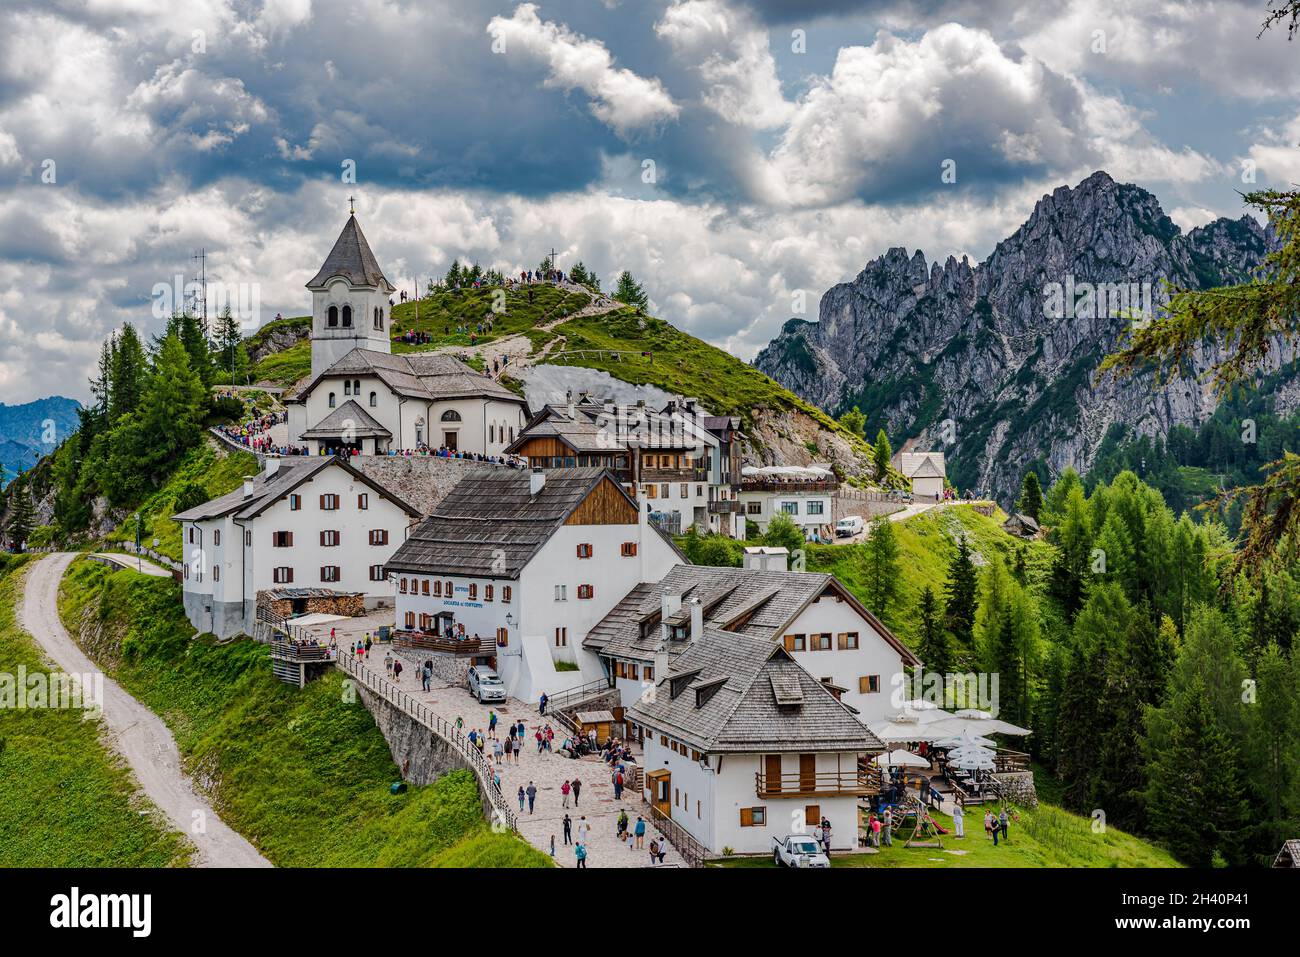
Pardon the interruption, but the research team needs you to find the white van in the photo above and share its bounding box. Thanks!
[835,516,864,538]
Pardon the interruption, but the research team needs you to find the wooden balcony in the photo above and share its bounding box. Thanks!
[755,769,881,799]
[640,467,709,484]
[993,748,1031,773]
[392,631,494,656]
[707,499,743,514]
[269,640,333,662]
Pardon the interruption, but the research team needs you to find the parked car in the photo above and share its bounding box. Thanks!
[835,516,864,538]
[468,665,507,703]
[772,834,830,868]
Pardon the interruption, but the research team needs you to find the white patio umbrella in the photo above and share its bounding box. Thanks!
[932,732,995,749]
[955,708,993,719]
[946,741,997,771]
[873,749,930,769]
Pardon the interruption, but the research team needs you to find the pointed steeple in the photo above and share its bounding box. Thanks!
[307,214,393,291]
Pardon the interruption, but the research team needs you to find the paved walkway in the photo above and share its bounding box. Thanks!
[334,642,683,868]
[20,554,270,867]
[92,552,175,578]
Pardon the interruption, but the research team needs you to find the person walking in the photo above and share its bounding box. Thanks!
[634,815,646,849]
[575,842,587,869]
[539,692,548,716]
[576,816,590,846]
[562,813,573,845]
[392,659,403,683]
[517,786,526,813]
[493,739,504,765]
[952,801,965,838]
[526,781,537,814]
[648,838,659,865]
[549,835,555,859]
[882,807,893,847]
[613,767,624,801]
[571,777,582,806]
[561,780,571,808]
[488,710,497,735]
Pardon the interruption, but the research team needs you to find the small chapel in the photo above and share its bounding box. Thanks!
[284,211,529,456]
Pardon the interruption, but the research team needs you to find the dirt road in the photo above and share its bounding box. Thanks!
[18,552,270,868]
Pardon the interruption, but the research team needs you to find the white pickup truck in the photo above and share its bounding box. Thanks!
[771,835,830,868]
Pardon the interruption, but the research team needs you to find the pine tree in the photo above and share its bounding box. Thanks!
[1016,470,1044,520]
[613,271,648,310]
[916,585,952,676]
[178,312,212,387]
[861,517,901,622]
[212,306,250,385]
[872,428,892,479]
[1248,642,1298,854]
[943,537,979,650]
[108,324,147,423]
[9,476,34,550]
[839,406,866,438]
[445,260,463,287]
[1048,483,1092,618]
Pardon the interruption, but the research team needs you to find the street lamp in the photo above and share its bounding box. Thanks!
[134,513,142,572]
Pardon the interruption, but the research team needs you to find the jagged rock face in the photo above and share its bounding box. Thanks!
[755,171,1286,503]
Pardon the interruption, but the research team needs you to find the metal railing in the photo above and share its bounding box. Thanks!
[392,631,494,656]
[739,480,839,493]
[335,653,517,833]
[544,675,614,715]
[648,804,709,868]
[269,639,333,661]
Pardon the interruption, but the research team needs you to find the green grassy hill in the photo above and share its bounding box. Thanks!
[58,559,549,868]
[0,557,193,867]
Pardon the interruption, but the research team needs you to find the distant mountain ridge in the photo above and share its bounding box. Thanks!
[754,171,1291,502]
[0,396,81,483]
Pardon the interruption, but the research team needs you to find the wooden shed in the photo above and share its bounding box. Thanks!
[575,709,617,745]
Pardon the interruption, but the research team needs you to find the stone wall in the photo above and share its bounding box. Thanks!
[261,592,366,620]
[392,647,472,687]
[994,770,1038,808]
[354,682,500,825]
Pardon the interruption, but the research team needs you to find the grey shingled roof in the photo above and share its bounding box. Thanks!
[385,467,625,579]
[307,215,393,290]
[297,348,525,406]
[584,563,920,667]
[172,455,419,523]
[300,399,392,439]
[628,628,881,754]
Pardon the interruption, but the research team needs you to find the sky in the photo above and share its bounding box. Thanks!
[0,0,1297,404]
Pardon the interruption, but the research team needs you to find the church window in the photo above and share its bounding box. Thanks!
[328,392,336,408]
[327,305,338,327]
[441,410,462,422]
[353,379,360,393]
[342,304,353,327]
[369,391,377,408]
[344,381,351,396]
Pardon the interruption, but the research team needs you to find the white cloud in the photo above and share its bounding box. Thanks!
[487,3,680,138]
[655,0,794,130]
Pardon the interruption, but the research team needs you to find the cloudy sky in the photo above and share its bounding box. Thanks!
[1,0,1297,403]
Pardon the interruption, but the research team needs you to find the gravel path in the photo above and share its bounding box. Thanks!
[19,553,271,868]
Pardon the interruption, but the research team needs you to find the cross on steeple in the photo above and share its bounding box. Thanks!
[348,195,356,216]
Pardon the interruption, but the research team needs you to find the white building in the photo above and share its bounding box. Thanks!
[283,213,529,456]
[737,465,838,540]
[894,451,946,501]
[383,466,683,703]
[174,456,420,638]
[584,554,921,726]
[628,628,885,854]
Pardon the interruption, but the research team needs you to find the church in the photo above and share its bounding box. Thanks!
[284,212,529,456]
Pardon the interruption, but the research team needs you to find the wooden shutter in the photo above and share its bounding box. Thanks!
[805,805,821,827]
[799,754,816,792]
[764,754,782,793]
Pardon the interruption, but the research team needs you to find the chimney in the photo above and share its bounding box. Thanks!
[566,390,575,418]
[743,546,789,572]
[530,467,546,496]
[264,457,281,478]
[689,597,704,641]
[660,592,682,644]
[653,645,670,689]
[242,476,256,498]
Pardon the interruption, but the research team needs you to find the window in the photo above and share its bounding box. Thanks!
[621,542,637,557]
[746,501,762,515]
[679,483,689,498]
[837,631,860,650]
[344,380,352,396]
[577,584,594,600]
[783,633,806,652]
[805,805,821,828]
[245,530,252,546]
[502,586,512,602]
[341,304,352,327]
[272,531,293,547]
[369,391,377,408]
[419,613,433,630]
[660,484,669,498]
[328,392,336,408]
[644,665,654,681]
[213,564,220,582]
[321,566,340,582]
[554,584,567,601]
[576,543,593,558]
[444,580,453,596]
[485,584,493,602]
[627,663,638,680]
[440,410,462,422]
[273,567,294,584]
[468,583,477,600]
[320,494,339,510]
[369,529,389,546]
[859,675,881,694]
[369,564,385,581]
[780,501,799,515]
[421,579,430,596]
[810,632,833,651]
[320,530,340,547]
[433,580,442,597]
[555,627,567,647]
[740,807,767,827]
[644,485,657,500]
[188,528,195,544]
[327,305,339,327]
[496,627,509,647]
[358,493,369,510]
[213,529,221,547]
[807,501,825,515]
[289,494,301,511]
[405,611,416,628]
